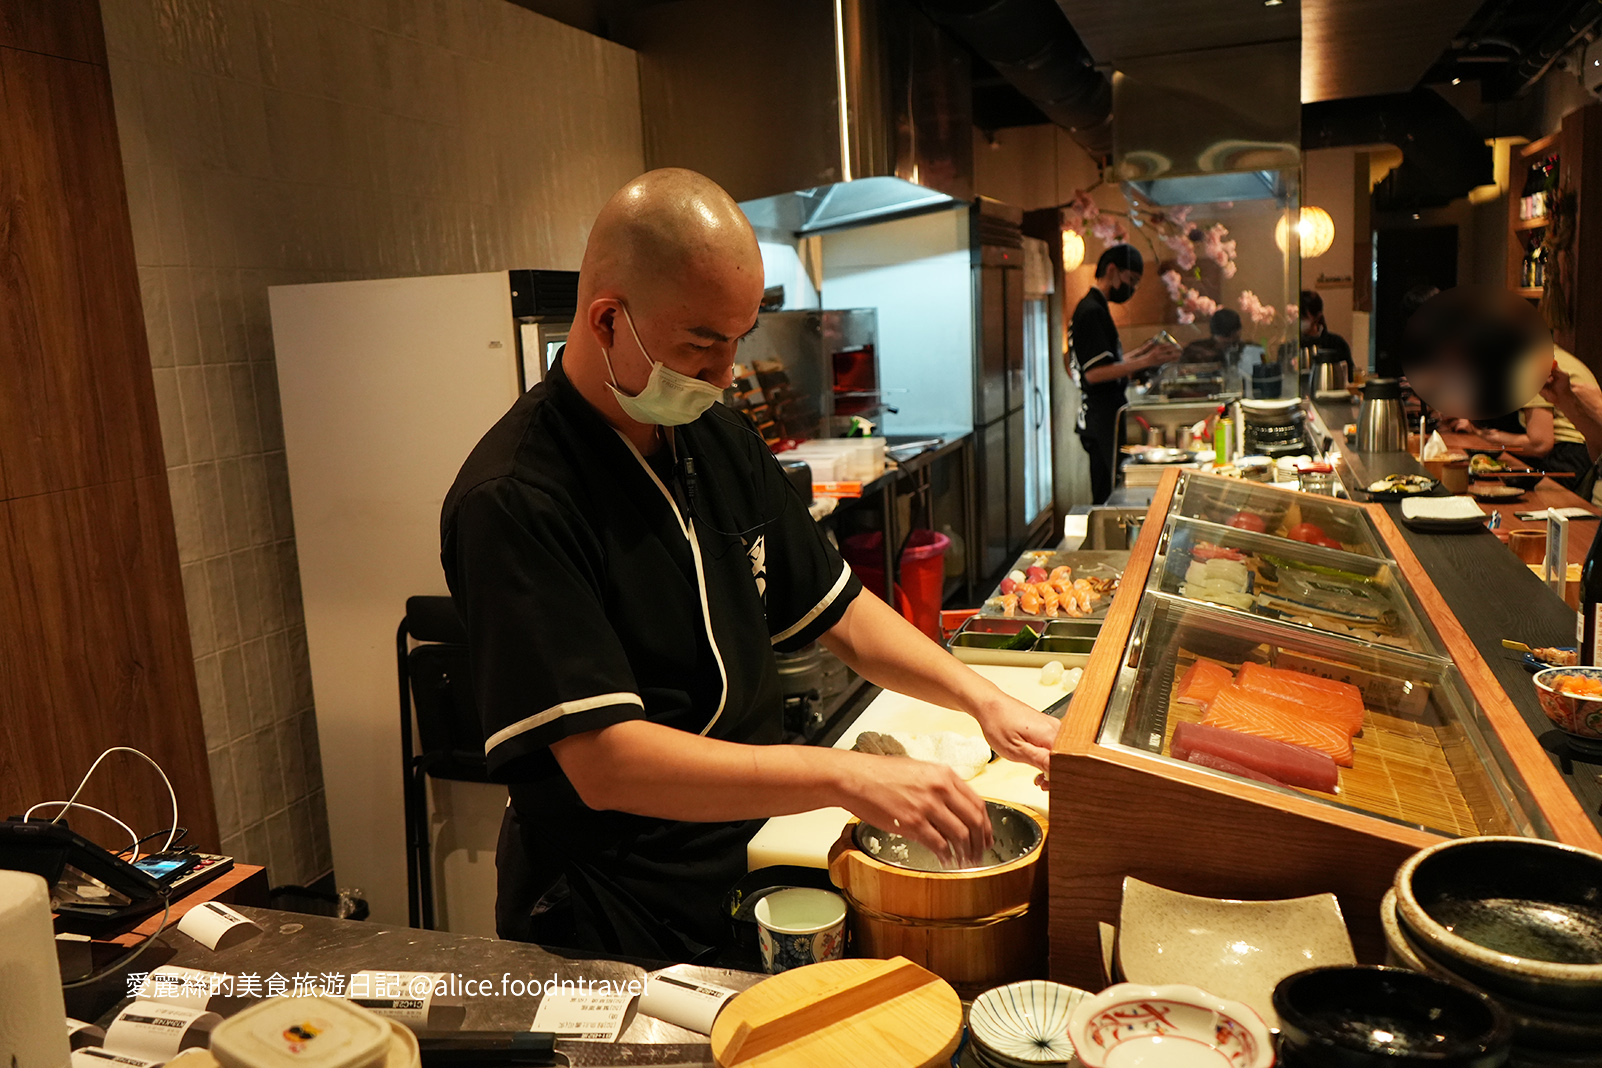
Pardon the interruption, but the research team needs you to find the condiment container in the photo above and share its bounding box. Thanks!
[210,997,418,1068]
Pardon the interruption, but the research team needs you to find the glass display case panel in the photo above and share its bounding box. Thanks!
[1097,593,1548,842]
[1171,472,1390,559]
[1149,515,1447,657]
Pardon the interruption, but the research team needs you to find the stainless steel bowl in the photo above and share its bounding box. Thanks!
[853,800,1043,873]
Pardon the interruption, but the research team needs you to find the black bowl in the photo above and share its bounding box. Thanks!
[1273,966,1512,1068]
[1395,837,1602,1012]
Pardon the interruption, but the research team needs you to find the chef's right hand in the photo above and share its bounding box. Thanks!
[1143,342,1183,368]
[839,753,993,867]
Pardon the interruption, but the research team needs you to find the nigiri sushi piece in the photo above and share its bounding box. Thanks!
[1041,588,1061,617]
[1171,721,1339,792]
[999,593,1019,616]
[1069,579,1094,614]
[1176,658,1233,707]
[1049,565,1073,583]
[1235,662,1365,735]
[1019,589,1042,615]
[1202,685,1355,767]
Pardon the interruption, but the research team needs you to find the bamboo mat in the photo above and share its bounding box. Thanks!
[1161,653,1488,837]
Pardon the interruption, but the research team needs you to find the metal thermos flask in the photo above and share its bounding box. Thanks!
[1355,377,1407,453]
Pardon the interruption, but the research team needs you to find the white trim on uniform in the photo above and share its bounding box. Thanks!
[771,561,852,645]
[613,429,731,737]
[484,691,644,754]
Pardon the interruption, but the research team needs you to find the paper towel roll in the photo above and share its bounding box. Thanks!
[0,870,73,1068]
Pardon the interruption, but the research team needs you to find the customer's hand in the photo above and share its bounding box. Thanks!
[1446,417,1477,434]
[1542,364,1576,411]
[839,754,993,867]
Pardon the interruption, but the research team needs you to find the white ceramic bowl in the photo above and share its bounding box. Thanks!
[969,980,1087,1065]
[1066,983,1274,1068]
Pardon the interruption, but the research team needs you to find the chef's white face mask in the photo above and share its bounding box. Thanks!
[603,303,725,426]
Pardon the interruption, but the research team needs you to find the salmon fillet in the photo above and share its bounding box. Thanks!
[1235,662,1366,735]
[1177,659,1233,707]
[1202,684,1356,766]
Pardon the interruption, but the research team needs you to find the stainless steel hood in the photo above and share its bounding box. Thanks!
[614,0,973,235]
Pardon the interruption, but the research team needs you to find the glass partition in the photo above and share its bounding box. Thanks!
[1098,594,1547,841]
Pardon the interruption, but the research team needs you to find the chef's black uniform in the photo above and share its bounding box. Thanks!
[1071,287,1124,504]
[440,355,860,962]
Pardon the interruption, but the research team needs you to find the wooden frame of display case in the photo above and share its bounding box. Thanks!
[1046,467,1602,989]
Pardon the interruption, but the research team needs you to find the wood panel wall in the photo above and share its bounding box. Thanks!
[0,2,218,852]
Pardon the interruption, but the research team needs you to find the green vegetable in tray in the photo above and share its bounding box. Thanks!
[1260,553,1372,585]
[998,626,1040,651]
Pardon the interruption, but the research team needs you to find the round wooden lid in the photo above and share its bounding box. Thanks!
[710,957,961,1068]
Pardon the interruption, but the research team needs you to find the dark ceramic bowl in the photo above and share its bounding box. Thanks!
[1380,890,1602,1054]
[1273,966,1512,1068]
[1394,837,1602,1012]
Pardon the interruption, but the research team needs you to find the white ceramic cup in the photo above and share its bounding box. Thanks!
[753,888,846,974]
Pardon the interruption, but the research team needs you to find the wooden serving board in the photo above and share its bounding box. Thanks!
[710,957,961,1068]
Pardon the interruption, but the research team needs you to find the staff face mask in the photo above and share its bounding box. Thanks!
[1107,272,1137,303]
[603,303,726,426]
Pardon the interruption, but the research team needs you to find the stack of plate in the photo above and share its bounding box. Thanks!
[965,981,1087,1067]
[1384,837,1602,1066]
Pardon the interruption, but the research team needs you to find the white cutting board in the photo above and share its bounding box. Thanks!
[746,664,1068,871]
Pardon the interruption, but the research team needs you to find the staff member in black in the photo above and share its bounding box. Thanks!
[441,169,1062,962]
[1070,245,1179,503]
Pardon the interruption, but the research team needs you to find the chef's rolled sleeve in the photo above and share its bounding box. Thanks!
[446,477,644,780]
[757,452,861,653]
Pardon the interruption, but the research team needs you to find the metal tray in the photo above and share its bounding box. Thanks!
[947,616,1110,668]
[977,549,1131,622]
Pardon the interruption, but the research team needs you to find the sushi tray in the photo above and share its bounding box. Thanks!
[978,550,1129,622]
[947,615,1107,668]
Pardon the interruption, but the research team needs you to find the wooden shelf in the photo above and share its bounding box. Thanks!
[1520,132,1560,159]
[1515,286,1544,299]
[1514,217,1550,231]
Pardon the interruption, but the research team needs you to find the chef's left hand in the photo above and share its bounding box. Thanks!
[973,695,1060,776]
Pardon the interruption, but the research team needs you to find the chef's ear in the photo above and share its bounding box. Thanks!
[586,298,622,349]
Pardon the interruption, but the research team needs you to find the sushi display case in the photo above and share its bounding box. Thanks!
[1047,469,1602,990]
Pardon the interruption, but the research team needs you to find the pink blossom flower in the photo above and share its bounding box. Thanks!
[1070,190,1099,220]
[1161,270,1183,301]
[1176,309,1195,325]
[1286,304,1300,321]
[1238,290,1277,327]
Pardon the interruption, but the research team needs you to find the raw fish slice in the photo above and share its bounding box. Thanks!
[1049,565,1073,583]
[1219,673,1361,737]
[1182,750,1290,788]
[1203,686,1355,766]
[1235,662,1365,735]
[1171,721,1340,792]
[1176,659,1233,707]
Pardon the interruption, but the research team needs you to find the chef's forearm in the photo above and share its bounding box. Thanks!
[549,721,863,821]
[819,594,1009,725]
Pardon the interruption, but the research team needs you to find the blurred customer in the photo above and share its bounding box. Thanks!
[1538,349,1602,502]
[1300,290,1353,380]
[1069,245,1181,503]
[1445,348,1592,480]
[1378,284,1439,381]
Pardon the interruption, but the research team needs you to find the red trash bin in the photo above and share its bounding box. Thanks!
[842,530,951,639]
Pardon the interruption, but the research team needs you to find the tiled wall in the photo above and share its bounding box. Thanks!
[100,0,643,887]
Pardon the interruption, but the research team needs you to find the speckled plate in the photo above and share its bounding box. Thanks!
[968,981,1087,1065]
[1116,876,1355,1028]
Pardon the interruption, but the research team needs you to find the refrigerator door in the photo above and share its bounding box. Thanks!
[1006,408,1028,547]
[1003,266,1024,413]
[1022,297,1053,522]
[979,418,1010,577]
[978,265,1007,425]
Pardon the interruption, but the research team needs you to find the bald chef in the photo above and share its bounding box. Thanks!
[442,169,1060,962]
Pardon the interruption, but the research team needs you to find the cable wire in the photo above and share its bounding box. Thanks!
[49,747,180,855]
[21,801,141,861]
[60,893,172,990]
